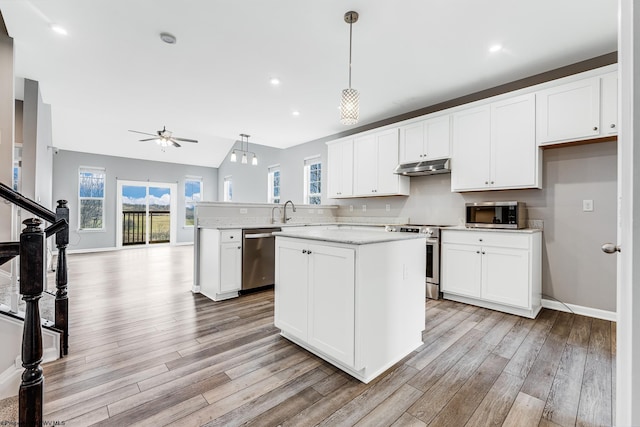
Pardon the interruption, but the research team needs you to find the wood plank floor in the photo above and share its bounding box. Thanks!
[37,245,614,426]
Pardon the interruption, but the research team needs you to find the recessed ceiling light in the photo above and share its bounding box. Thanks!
[50,24,68,35]
[160,32,177,44]
[292,111,300,117]
[489,44,503,53]
[270,77,281,86]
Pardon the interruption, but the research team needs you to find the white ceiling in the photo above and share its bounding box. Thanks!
[0,1,617,168]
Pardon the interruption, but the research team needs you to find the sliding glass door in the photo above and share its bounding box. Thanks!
[116,180,177,247]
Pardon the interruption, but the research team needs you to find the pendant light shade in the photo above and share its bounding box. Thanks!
[340,11,359,125]
[340,88,359,125]
[229,134,258,166]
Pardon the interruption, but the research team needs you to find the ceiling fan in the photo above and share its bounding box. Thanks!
[128,126,198,148]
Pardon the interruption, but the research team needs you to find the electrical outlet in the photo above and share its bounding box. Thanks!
[239,208,248,214]
[362,205,367,212]
[386,204,391,212]
[583,200,594,212]
[349,205,353,212]
[317,209,323,214]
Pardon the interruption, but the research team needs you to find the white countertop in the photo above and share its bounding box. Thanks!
[273,228,426,245]
[212,222,389,230]
[443,226,542,234]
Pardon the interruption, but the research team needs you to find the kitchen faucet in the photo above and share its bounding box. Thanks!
[270,206,282,224]
[283,200,296,223]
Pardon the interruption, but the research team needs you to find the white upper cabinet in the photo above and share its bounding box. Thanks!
[536,72,618,145]
[600,71,618,136]
[353,128,410,197]
[399,114,451,163]
[327,139,353,198]
[451,93,539,192]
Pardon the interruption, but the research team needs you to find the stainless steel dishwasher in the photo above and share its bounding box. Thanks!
[242,227,281,291]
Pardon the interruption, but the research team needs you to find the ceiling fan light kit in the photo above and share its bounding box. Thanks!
[230,134,258,166]
[340,10,360,125]
[128,126,198,150]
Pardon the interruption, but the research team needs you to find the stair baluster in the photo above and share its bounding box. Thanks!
[19,218,45,427]
[55,200,69,356]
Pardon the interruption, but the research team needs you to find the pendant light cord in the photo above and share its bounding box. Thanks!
[348,19,353,89]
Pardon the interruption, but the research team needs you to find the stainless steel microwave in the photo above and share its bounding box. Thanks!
[465,201,527,229]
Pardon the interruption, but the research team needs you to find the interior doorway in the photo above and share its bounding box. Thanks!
[116,180,177,247]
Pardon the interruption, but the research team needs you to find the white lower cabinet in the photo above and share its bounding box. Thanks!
[441,229,541,318]
[198,228,242,301]
[274,235,425,383]
[275,239,355,366]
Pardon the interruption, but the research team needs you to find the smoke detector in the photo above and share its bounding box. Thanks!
[160,32,177,44]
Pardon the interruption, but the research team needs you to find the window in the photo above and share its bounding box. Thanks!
[304,157,322,205]
[184,177,202,226]
[223,176,233,202]
[267,165,280,204]
[79,167,106,230]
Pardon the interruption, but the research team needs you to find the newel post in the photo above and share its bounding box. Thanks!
[19,218,45,427]
[55,199,69,356]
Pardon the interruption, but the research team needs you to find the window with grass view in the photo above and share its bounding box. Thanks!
[268,166,280,204]
[223,176,233,202]
[304,157,321,205]
[185,178,202,226]
[79,167,105,230]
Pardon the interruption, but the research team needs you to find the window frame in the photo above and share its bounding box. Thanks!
[303,156,322,205]
[184,177,203,227]
[78,166,106,232]
[267,165,281,204]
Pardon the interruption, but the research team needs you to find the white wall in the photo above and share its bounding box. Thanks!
[0,13,13,244]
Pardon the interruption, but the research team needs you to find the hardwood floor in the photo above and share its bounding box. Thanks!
[37,245,614,426]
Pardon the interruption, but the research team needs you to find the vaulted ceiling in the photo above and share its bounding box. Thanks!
[0,1,618,167]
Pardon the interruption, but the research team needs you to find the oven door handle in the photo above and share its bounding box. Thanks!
[425,238,439,244]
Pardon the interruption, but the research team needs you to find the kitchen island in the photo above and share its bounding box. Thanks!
[273,228,426,383]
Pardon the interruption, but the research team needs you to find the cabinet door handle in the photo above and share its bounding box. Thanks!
[307,250,312,255]
[229,236,234,239]
[302,249,307,254]
[479,238,483,242]
[490,181,494,184]
[611,123,616,129]
[482,251,486,255]
[593,126,598,131]
[237,246,241,250]
[485,181,489,185]
[476,250,480,254]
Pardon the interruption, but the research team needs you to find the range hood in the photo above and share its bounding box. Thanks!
[393,158,451,176]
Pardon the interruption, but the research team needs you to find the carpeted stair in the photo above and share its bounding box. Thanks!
[0,395,18,425]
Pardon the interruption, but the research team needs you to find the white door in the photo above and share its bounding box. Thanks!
[451,105,491,191]
[353,134,377,195]
[307,243,355,367]
[219,242,242,293]
[424,114,451,160]
[615,3,639,424]
[441,243,481,298]
[376,129,401,194]
[536,77,601,144]
[481,246,530,309]
[274,239,309,341]
[491,93,537,188]
[399,122,425,163]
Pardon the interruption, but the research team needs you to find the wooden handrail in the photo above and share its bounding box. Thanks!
[0,182,55,223]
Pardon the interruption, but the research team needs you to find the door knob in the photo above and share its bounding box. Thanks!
[601,243,621,254]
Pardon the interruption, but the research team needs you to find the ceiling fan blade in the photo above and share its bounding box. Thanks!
[138,138,158,142]
[172,137,198,143]
[128,130,157,137]
[171,140,181,148]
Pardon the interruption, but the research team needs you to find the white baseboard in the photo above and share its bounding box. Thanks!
[56,242,194,255]
[542,298,617,322]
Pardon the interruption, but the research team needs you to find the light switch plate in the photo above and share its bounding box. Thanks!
[583,200,594,212]
[349,205,353,212]
[386,204,391,212]
[239,208,248,214]
[362,205,367,212]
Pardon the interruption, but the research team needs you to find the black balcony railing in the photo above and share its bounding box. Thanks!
[122,210,170,245]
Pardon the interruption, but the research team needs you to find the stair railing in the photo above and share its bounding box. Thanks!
[0,182,69,427]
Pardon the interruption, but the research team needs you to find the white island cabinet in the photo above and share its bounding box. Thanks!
[274,229,426,383]
[441,228,542,318]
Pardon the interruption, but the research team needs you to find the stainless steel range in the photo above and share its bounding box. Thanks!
[386,224,441,299]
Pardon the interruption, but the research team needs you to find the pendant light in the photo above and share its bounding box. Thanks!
[340,11,359,125]
[229,134,258,166]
